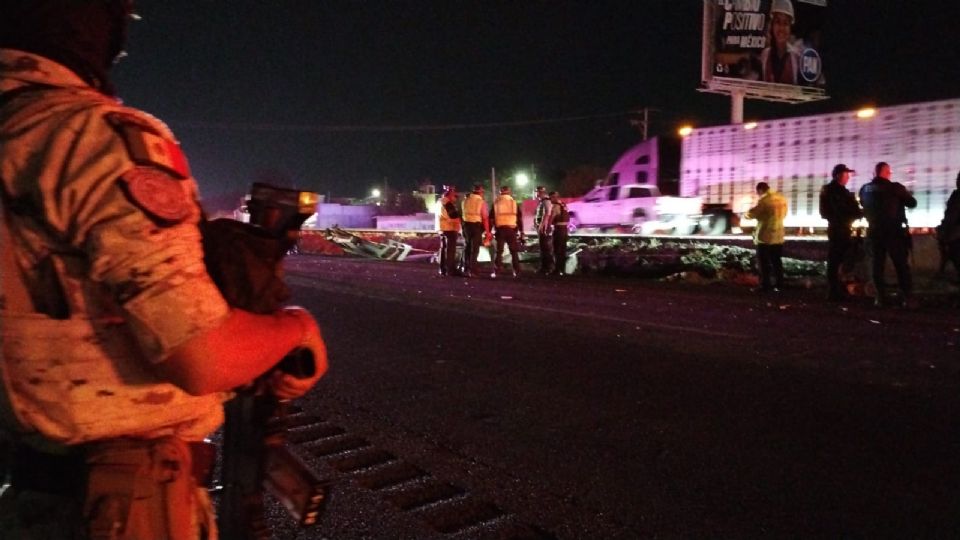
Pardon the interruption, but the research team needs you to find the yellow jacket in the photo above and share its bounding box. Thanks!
[746,190,788,244]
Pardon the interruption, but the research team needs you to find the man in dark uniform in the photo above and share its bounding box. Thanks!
[547,191,570,276]
[0,2,327,537]
[936,170,960,281]
[819,164,863,301]
[533,186,554,274]
[858,162,917,307]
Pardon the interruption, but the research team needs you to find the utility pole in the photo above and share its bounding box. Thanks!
[630,106,660,140]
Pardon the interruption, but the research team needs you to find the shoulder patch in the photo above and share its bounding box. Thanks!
[119,167,192,224]
[107,112,191,179]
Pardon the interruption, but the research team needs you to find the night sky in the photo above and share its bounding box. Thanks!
[113,1,960,203]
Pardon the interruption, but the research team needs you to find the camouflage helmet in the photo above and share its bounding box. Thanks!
[0,0,138,94]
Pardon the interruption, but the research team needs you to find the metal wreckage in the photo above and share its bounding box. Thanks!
[299,228,827,284]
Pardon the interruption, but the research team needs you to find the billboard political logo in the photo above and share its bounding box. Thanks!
[800,47,821,82]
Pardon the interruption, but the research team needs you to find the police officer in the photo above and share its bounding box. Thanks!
[533,185,554,274]
[936,170,960,280]
[819,164,863,301]
[437,185,463,276]
[490,185,524,277]
[0,3,327,538]
[460,183,491,277]
[858,162,917,307]
[547,191,570,276]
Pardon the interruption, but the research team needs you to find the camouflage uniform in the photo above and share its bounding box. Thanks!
[0,49,229,539]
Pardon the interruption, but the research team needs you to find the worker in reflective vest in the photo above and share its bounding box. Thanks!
[437,186,463,276]
[490,185,524,277]
[460,183,491,277]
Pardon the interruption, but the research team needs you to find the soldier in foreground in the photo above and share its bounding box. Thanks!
[0,1,327,538]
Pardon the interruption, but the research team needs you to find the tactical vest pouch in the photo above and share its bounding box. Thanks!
[0,313,224,445]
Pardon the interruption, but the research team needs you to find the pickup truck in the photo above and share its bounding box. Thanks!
[565,183,705,235]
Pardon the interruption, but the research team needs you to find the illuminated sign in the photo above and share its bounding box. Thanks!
[710,0,827,90]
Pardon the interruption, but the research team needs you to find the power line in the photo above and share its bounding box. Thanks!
[170,110,634,133]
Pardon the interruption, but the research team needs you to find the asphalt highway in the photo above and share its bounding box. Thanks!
[268,255,959,539]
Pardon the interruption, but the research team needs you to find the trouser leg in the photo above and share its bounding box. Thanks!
[771,243,784,289]
[439,233,447,274]
[506,228,521,273]
[869,234,888,297]
[497,227,520,273]
[757,245,772,289]
[494,228,505,271]
[949,241,960,281]
[538,232,554,273]
[462,223,482,273]
[826,236,851,297]
[441,231,459,274]
[552,229,569,274]
[887,234,913,295]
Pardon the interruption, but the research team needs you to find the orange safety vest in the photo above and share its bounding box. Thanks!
[438,197,461,232]
[462,193,484,223]
[493,195,518,228]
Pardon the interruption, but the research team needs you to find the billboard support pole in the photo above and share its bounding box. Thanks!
[731,89,745,125]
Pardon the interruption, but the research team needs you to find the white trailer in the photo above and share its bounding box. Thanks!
[681,97,960,229]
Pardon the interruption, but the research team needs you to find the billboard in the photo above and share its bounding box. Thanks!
[703,0,827,101]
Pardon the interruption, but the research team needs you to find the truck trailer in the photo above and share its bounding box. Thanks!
[681,97,960,230]
[568,97,959,234]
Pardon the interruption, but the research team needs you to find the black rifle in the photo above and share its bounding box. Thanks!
[201,183,328,540]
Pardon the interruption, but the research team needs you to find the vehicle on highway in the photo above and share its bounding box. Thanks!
[569,97,960,235]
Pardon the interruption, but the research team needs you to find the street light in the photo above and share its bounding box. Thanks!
[515,172,530,187]
[678,125,694,137]
[856,107,876,119]
[371,188,381,198]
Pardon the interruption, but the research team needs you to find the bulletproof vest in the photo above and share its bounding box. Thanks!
[555,202,570,223]
[0,210,225,445]
[535,199,548,227]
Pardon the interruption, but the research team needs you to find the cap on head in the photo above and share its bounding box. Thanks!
[499,185,511,194]
[535,185,546,192]
[770,0,795,20]
[831,164,855,178]
[472,183,484,192]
